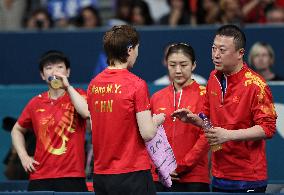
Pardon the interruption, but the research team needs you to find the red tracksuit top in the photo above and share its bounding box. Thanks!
[203,64,277,181]
[151,81,210,183]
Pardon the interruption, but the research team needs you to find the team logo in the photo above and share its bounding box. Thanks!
[157,108,166,111]
[232,96,240,103]
[36,109,45,112]
[211,91,217,96]
[38,104,77,155]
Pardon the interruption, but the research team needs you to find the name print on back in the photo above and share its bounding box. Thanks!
[89,84,122,112]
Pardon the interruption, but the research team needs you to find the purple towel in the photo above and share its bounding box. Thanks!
[145,125,177,187]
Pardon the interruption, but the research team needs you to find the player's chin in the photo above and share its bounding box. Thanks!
[214,65,223,71]
[174,78,186,85]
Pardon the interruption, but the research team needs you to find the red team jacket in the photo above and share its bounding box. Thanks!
[203,64,277,181]
[151,81,210,183]
[18,89,87,180]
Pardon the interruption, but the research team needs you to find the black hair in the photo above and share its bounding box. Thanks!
[215,24,246,50]
[39,50,70,72]
[165,43,196,64]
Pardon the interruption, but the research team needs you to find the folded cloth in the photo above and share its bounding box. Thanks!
[145,125,177,187]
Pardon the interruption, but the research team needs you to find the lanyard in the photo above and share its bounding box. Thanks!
[173,86,183,122]
[172,85,183,151]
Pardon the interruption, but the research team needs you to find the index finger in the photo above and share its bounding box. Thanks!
[171,176,180,181]
[170,172,178,177]
[53,73,67,81]
[29,164,37,172]
[32,160,40,165]
[171,108,190,116]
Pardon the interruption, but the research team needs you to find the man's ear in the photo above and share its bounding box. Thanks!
[238,48,245,59]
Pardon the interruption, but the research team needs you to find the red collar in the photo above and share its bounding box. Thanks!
[214,63,249,84]
[169,80,198,93]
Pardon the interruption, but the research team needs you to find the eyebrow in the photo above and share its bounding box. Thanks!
[213,44,227,49]
[213,43,226,47]
[169,60,189,63]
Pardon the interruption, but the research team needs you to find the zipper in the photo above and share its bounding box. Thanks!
[214,74,227,105]
[214,75,223,104]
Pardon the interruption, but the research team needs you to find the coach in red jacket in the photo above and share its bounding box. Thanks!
[173,25,277,193]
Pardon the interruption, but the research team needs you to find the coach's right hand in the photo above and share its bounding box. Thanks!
[172,108,203,127]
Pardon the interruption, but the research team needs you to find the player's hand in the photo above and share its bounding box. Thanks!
[170,171,180,181]
[53,72,70,89]
[20,155,40,173]
[153,113,166,127]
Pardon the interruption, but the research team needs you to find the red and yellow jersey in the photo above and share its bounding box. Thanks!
[204,64,277,181]
[87,68,151,174]
[18,89,87,180]
[151,81,210,183]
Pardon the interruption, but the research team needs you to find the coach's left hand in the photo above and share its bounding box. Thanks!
[205,127,230,145]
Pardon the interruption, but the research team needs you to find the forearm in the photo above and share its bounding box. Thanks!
[67,86,89,119]
[229,125,266,141]
[139,122,156,142]
[194,117,204,128]
[11,129,28,160]
[137,112,165,141]
[137,111,157,141]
